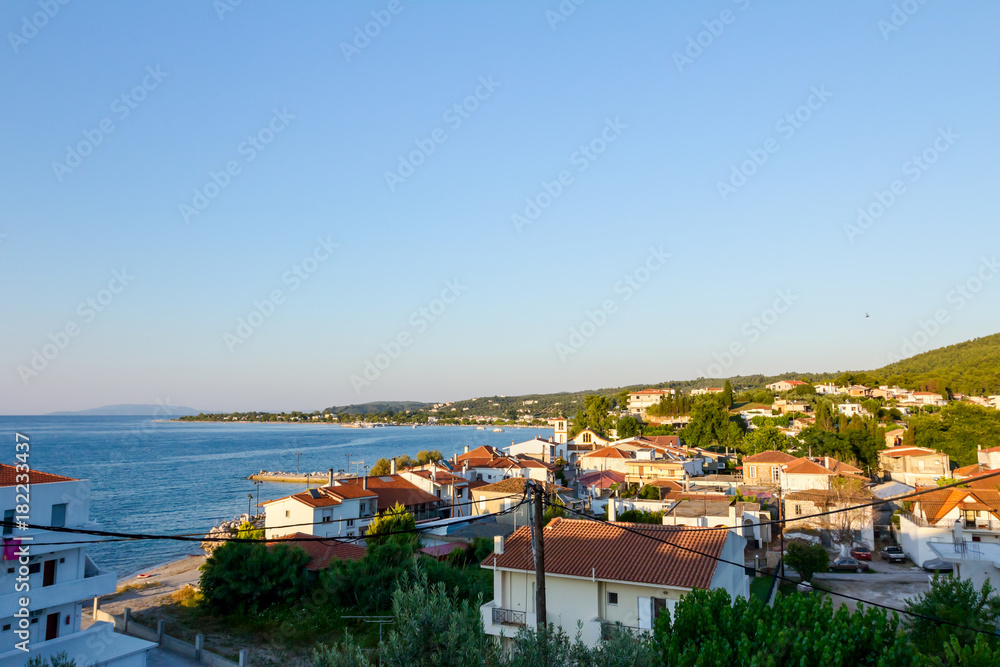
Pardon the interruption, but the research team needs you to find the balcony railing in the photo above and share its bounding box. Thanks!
[492,607,526,627]
[600,622,645,640]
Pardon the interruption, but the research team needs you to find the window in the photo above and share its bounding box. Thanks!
[51,504,67,528]
[607,591,618,606]
[771,466,780,480]
[28,563,40,575]
[1,624,9,631]
[747,466,756,479]
[3,510,13,536]
[347,519,354,527]
[457,487,464,498]
[794,504,802,516]
[582,433,592,444]
[285,510,290,518]
[347,531,354,537]
[321,516,332,523]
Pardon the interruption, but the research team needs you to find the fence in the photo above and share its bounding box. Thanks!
[93,602,247,666]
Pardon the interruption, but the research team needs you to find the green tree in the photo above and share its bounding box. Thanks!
[638,484,662,500]
[905,577,1000,661]
[722,380,733,409]
[615,415,641,439]
[743,424,788,455]
[199,541,311,615]
[784,540,828,582]
[313,570,501,667]
[655,588,916,665]
[366,503,418,549]
[371,458,391,475]
[237,521,264,540]
[415,450,444,465]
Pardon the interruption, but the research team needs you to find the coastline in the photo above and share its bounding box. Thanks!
[159,420,546,428]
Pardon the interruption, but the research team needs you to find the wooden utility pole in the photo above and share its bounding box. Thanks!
[777,484,784,576]
[531,482,547,629]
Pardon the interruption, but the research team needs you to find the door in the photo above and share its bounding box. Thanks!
[652,597,667,622]
[43,560,56,587]
[637,597,652,630]
[45,613,59,641]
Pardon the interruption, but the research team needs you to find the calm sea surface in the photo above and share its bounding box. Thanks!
[0,417,551,577]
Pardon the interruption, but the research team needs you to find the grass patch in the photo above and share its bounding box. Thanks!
[171,585,203,608]
[750,575,774,602]
[106,581,160,598]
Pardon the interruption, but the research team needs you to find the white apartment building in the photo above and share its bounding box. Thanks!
[0,465,154,666]
[262,479,378,540]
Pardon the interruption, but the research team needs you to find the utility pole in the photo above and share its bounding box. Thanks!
[295,452,302,475]
[777,484,784,577]
[530,482,547,630]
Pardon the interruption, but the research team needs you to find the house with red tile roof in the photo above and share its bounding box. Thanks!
[765,380,807,392]
[261,482,379,540]
[479,518,748,647]
[336,475,443,520]
[741,450,798,486]
[779,457,866,491]
[978,444,1000,470]
[784,486,875,550]
[899,486,1000,565]
[398,464,472,517]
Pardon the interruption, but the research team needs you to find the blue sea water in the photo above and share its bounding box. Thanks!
[0,417,551,577]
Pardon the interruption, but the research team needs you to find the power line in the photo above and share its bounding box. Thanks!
[554,500,1000,640]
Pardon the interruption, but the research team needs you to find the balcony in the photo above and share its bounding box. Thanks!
[0,568,116,618]
[492,607,526,627]
[600,621,646,640]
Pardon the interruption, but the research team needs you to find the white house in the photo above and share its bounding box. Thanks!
[507,437,566,465]
[398,465,472,517]
[978,445,1000,470]
[627,389,675,415]
[480,518,748,648]
[837,403,870,419]
[814,383,844,395]
[898,487,1000,567]
[0,465,154,666]
[653,499,769,548]
[766,380,807,392]
[262,479,378,540]
[779,457,866,492]
[928,522,1000,593]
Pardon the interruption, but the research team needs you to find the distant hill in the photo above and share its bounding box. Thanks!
[324,401,433,415]
[875,333,1000,395]
[48,404,202,417]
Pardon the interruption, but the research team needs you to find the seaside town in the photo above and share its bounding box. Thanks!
[8,365,1000,665]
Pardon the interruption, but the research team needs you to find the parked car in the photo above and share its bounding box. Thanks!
[849,544,872,560]
[830,557,870,573]
[922,558,954,573]
[880,545,908,562]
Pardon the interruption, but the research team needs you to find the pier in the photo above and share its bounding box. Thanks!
[247,470,356,484]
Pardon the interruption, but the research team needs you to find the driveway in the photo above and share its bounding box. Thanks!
[812,575,930,614]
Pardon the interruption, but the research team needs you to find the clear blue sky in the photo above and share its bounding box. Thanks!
[2,1,999,414]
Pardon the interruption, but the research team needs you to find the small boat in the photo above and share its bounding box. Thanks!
[476,426,485,430]
[493,428,503,433]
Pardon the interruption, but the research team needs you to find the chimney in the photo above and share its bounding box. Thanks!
[328,468,334,486]
[608,498,617,522]
[390,459,397,474]
[464,445,469,454]
[431,466,437,482]
[728,502,737,526]
[494,534,504,555]
[363,476,368,490]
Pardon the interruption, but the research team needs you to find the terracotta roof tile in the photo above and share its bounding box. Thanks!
[0,464,76,487]
[268,533,366,570]
[483,518,725,590]
[338,475,441,512]
[743,451,798,464]
[471,477,569,496]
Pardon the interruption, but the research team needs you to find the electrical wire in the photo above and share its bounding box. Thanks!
[549,496,1000,640]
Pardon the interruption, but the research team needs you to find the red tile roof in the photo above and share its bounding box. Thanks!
[782,459,836,476]
[0,464,76,487]
[743,451,798,464]
[471,477,569,496]
[582,446,633,460]
[337,475,441,512]
[577,470,626,488]
[483,518,725,590]
[456,445,502,463]
[261,484,377,509]
[268,533,366,570]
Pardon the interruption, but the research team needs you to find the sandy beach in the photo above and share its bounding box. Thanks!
[83,554,206,627]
